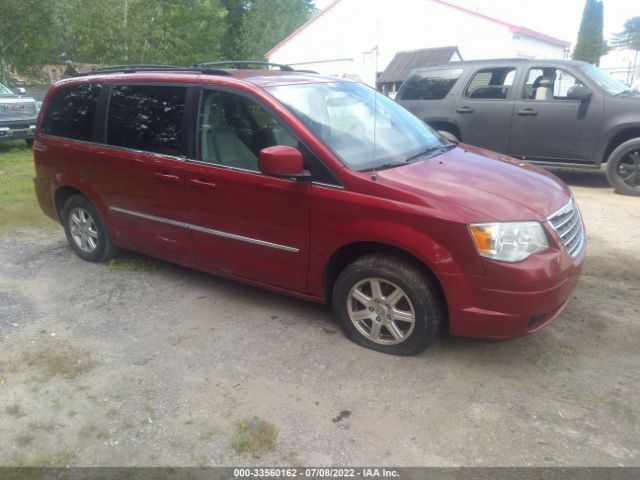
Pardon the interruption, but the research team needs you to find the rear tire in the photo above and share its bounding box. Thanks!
[606,138,640,196]
[61,195,119,262]
[437,130,459,144]
[332,254,444,355]
[25,139,34,148]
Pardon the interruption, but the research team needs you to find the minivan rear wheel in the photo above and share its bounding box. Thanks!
[606,138,640,196]
[332,254,443,355]
[61,195,119,262]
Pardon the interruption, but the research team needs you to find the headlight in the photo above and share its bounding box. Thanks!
[468,222,548,262]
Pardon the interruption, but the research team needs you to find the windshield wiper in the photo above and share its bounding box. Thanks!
[404,143,456,163]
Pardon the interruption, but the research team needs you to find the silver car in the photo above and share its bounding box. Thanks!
[0,82,39,146]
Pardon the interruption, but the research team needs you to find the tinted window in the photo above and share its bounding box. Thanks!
[42,84,101,141]
[523,68,585,100]
[199,90,297,172]
[465,67,516,99]
[400,68,463,100]
[107,85,186,156]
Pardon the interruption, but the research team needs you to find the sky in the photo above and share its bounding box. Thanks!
[313,0,640,46]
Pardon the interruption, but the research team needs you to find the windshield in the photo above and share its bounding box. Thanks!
[581,64,630,95]
[267,81,448,171]
[0,83,15,96]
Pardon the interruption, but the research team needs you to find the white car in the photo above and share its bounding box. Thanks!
[0,83,39,146]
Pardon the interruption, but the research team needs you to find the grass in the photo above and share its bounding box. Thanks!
[107,252,160,272]
[6,403,25,417]
[232,417,278,458]
[21,344,94,381]
[0,140,53,234]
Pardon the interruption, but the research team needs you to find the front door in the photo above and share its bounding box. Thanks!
[185,88,310,291]
[508,66,603,163]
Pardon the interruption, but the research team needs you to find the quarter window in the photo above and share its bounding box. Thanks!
[107,85,187,156]
[399,68,464,100]
[465,67,516,100]
[199,90,297,172]
[42,84,101,141]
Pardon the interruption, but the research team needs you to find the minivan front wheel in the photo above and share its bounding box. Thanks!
[332,255,443,355]
[61,195,119,262]
[606,138,640,196]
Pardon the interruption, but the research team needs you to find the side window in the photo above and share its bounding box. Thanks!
[199,90,297,172]
[107,85,186,156]
[399,68,464,100]
[523,68,585,100]
[465,67,516,100]
[42,83,101,141]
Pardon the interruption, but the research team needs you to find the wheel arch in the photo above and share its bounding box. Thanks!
[603,126,640,163]
[323,241,449,327]
[427,121,461,141]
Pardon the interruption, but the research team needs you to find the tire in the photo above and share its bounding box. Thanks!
[605,138,640,196]
[61,194,119,262]
[25,139,34,148]
[332,254,444,355]
[437,130,459,144]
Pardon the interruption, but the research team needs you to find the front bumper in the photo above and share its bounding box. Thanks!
[0,122,36,141]
[441,246,584,339]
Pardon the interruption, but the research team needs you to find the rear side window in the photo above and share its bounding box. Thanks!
[399,68,463,100]
[42,83,101,141]
[465,67,516,99]
[107,85,187,156]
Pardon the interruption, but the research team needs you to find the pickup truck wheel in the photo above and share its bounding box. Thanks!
[332,255,443,355]
[61,195,119,262]
[606,138,640,196]
[25,139,34,148]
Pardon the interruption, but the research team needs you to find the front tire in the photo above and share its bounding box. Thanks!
[332,255,444,355]
[606,138,640,196]
[61,195,119,262]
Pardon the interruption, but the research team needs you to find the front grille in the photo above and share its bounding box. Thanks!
[547,200,584,259]
[0,102,37,121]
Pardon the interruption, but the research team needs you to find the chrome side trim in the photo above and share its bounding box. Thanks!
[110,206,300,253]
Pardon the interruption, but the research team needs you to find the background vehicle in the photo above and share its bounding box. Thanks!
[33,63,584,355]
[397,59,640,196]
[0,82,39,146]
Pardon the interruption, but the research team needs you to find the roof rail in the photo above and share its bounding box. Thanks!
[73,64,231,77]
[194,61,295,71]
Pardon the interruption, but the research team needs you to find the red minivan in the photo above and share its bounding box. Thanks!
[33,64,585,355]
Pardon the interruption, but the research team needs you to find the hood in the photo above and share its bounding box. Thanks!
[376,144,571,222]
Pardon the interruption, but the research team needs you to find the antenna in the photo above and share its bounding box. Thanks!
[371,21,380,182]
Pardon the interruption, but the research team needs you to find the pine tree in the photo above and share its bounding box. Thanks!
[573,0,606,65]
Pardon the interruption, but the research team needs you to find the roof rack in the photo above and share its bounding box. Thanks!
[194,61,295,71]
[74,64,231,77]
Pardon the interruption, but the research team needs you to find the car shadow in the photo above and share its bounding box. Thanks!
[549,169,611,189]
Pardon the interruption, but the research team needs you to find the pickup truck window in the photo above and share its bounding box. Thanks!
[523,68,584,100]
[465,67,516,100]
[400,68,463,100]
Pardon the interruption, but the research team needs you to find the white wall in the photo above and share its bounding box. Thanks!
[267,0,568,86]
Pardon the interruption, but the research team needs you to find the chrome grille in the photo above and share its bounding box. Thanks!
[0,102,37,121]
[547,200,584,259]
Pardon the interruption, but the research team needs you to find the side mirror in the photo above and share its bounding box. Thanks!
[259,146,311,179]
[16,87,26,95]
[567,85,592,102]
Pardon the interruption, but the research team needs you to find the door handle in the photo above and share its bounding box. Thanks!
[154,172,181,183]
[517,109,538,116]
[456,106,474,114]
[189,178,217,190]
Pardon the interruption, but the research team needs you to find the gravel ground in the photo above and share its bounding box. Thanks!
[0,169,638,467]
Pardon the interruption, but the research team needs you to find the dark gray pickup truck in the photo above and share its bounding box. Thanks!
[397,59,640,196]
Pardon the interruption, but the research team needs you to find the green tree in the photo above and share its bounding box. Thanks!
[239,0,315,60]
[0,0,55,83]
[612,17,640,51]
[573,0,607,65]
